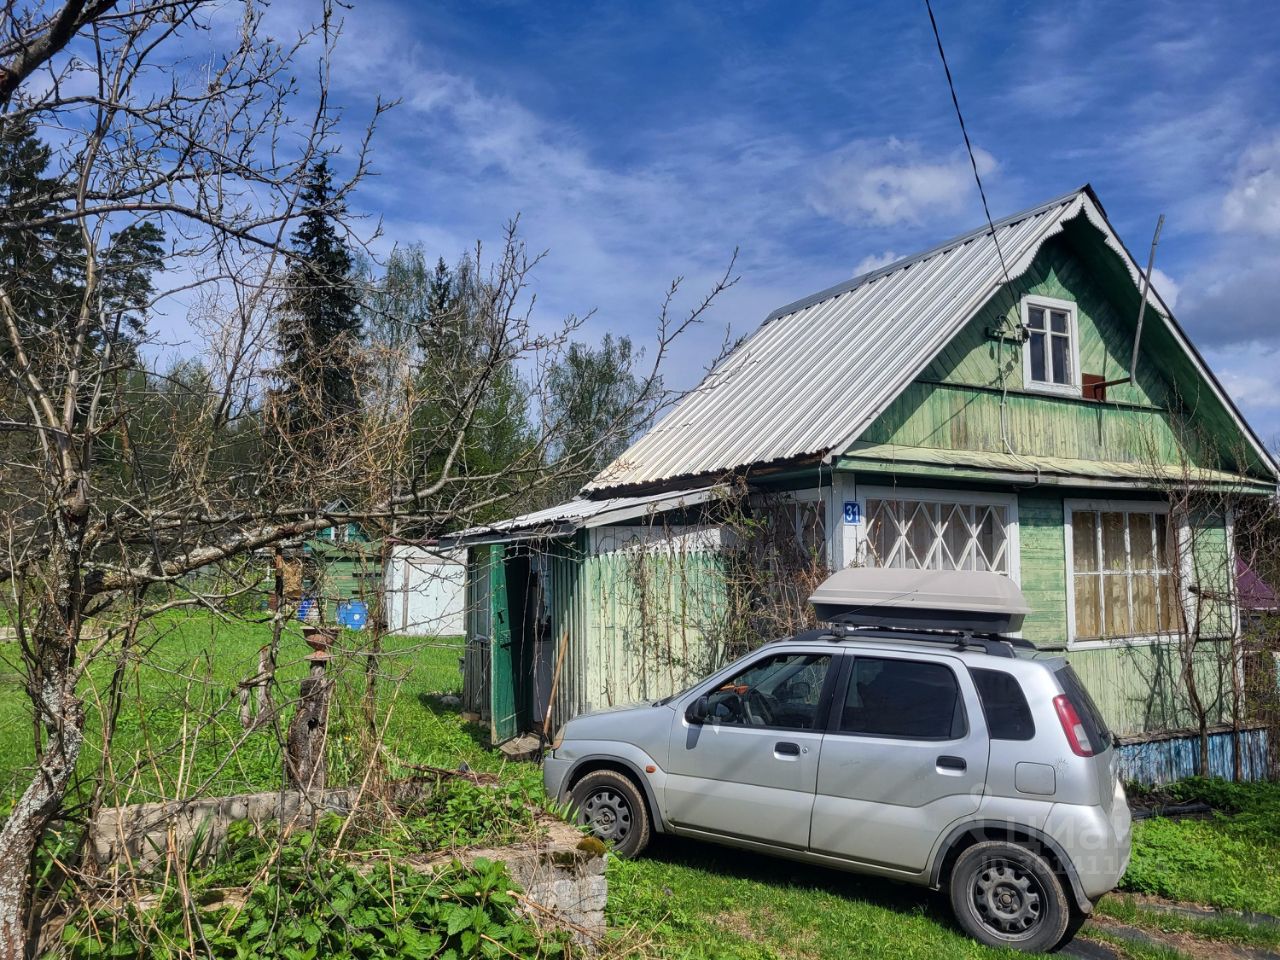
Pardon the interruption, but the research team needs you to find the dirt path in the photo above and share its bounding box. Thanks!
[1061,912,1280,960]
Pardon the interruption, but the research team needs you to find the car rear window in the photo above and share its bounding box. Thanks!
[970,668,1035,741]
[1056,664,1113,753]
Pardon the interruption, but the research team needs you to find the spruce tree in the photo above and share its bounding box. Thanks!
[0,115,81,342]
[276,159,362,448]
[0,116,163,358]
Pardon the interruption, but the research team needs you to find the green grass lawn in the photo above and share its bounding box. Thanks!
[606,839,1051,960]
[0,614,501,813]
[1118,777,1280,915]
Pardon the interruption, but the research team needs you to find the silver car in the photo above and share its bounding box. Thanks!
[543,568,1131,953]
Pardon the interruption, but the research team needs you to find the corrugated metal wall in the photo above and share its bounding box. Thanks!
[1117,728,1270,784]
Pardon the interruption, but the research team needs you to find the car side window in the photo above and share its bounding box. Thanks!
[840,657,966,740]
[704,653,831,730]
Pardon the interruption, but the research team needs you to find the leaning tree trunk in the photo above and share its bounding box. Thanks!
[0,493,89,960]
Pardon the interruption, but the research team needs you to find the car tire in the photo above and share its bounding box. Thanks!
[948,840,1071,953]
[569,769,651,858]
[1055,905,1090,951]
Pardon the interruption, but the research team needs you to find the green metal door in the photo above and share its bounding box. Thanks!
[488,544,518,743]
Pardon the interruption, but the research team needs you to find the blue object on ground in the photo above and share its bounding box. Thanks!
[337,599,368,631]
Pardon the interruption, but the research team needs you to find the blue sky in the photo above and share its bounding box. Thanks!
[266,0,1280,443]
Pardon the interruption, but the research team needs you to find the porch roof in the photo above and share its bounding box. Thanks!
[445,485,724,545]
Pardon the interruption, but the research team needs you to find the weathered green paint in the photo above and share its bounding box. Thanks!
[863,227,1265,480]
[488,544,517,743]
[1064,641,1234,736]
[922,231,1170,408]
[581,532,729,711]
[1016,490,1069,648]
[862,381,1218,469]
[838,444,1267,492]
[462,527,733,736]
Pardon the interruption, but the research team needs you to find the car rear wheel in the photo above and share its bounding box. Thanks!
[948,840,1071,953]
[570,769,651,858]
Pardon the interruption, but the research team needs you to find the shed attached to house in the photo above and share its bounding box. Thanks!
[460,185,1279,783]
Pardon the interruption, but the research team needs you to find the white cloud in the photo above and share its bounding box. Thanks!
[1221,133,1280,236]
[1149,267,1180,309]
[1221,371,1280,411]
[1202,344,1280,448]
[807,138,997,228]
[852,250,899,276]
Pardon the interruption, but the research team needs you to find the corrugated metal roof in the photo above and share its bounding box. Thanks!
[447,485,723,544]
[587,185,1275,493]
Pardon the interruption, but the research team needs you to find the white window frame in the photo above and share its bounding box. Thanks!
[1064,498,1187,650]
[1021,294,1081,397]
[858,486,1021,583]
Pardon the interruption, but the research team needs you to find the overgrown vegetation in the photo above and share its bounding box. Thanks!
[0,619,517,813]
[1121,777,1280,913]
[64,817,571,960]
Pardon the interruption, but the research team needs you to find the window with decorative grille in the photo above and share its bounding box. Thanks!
[865,498,1011,574]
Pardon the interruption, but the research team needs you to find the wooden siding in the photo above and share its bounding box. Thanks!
[581,534,729,711]
[863,382,1214,469]
[863,230,1233,472]
[1016,491,1069,647]
[1065,641,1235,736]
[462,531,733,731]
[922,233,1172,408]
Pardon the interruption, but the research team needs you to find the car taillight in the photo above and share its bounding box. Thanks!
[1053,694,1095,757]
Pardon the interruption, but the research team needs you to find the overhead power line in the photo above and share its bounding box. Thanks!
[923,0,1013,291]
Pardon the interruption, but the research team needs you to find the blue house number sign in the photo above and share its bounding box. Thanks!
[843,501,861,525]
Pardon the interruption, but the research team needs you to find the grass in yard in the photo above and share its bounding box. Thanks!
[0,613,515,813]
[606,837,1056,960]
[8,614,1280,958]
[1120,777,1280,915]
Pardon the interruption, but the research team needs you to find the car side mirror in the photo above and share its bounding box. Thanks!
[686,695,711,725]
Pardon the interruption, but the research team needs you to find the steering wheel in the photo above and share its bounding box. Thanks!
[744,688,776,726]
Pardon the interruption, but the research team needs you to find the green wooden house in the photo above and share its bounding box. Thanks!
[262,501,382,622]
[454,186,1277,782]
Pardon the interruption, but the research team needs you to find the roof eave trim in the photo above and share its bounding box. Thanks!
[761,185,1090,325]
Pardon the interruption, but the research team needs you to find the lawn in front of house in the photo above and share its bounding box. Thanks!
[606,837,1063,960]
[1119,777,1280,915]
[0,613,499,812]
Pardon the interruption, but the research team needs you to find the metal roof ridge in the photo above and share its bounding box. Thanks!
[760,185,1090,325]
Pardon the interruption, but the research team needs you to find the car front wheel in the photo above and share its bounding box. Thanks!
[948,840,1073,953]
[569,769,651,858]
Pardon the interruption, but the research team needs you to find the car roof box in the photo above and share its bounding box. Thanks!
[809,568,1030,634]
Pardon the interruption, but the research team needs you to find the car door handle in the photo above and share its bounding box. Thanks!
[936,755,966,772]
[775,741,800,756]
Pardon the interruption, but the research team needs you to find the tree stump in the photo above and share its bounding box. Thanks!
[286,628,335,792]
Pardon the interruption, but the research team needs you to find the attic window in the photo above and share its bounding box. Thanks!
[1022,296,1079,396]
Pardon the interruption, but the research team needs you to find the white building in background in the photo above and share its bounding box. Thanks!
[383,546,467,637]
